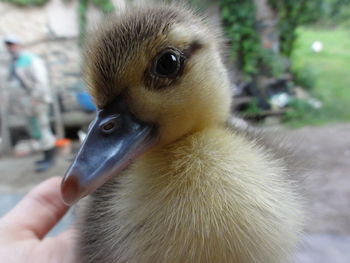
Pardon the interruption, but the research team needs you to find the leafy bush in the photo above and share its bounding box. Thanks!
[282,98,314,122]
[220,0,260,76]
[241,99,264,116]
[292,66,316,91]
[2,0,48,6]
[219,0,324,78]
[258,49,285,77]
[268,0,324,56]
[78,0,115,45]
[322,0,350,25]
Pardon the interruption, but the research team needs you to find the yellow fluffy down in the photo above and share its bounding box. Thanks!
[80,127,303,263]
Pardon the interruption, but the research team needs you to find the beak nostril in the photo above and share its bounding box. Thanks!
[99,115,121,134]
[102,122,115,131]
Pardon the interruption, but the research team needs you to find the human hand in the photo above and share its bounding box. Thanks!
[0,177,75,263]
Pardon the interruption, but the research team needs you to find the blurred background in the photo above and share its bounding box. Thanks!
[0,0,349,262]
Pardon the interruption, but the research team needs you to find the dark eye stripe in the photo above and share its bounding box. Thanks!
[183,40,203,59]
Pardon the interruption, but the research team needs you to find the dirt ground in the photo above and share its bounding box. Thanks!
[0,122,349,262]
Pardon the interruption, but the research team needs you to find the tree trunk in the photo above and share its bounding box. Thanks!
[254,0,279,54]
[253,0,280,106]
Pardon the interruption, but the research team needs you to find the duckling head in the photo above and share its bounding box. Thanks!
[62,4,232,205]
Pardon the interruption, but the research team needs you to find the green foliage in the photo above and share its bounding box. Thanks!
[258,49,285,77]
[292,66,316,91]
[188,0,215,10]
[220,0,260,76]
[268,0,324,56]
[321,0,350,25]
[219,0,330,77]
[242,99,264,116]
[287,27,350,126]
[78,0,88,45]
[219,0,293,78]
[1,0,48,6]
[282,98,314,122]
[78,0,115,45]
[91,0,114,13]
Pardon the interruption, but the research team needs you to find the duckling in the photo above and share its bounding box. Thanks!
[61,3,303,263]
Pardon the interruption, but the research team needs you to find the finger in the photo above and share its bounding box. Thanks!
[56,229,77,263]
[32,229,77,263]
[3,177,69,239]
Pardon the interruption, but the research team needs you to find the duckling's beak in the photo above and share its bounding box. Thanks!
[61,97,158,205]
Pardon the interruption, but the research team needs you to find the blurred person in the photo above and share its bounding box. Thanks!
[0,177,75,262]
[4,35,56,172]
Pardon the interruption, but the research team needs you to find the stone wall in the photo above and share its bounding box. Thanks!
[0,0,125,115]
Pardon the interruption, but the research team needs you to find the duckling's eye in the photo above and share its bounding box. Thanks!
[152,50,182,78]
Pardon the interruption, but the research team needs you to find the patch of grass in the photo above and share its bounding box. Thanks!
[287,27,350,126]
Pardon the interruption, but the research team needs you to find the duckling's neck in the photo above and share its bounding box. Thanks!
[131,126,234,188]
